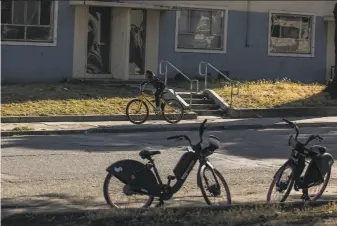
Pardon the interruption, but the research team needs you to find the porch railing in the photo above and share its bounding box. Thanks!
[159,60,199,109]
[198,61,239,107]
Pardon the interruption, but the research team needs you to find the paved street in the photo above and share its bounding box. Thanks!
[2,127,337,215]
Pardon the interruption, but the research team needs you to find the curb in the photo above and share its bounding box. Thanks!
[2,121,337,137]
[1,113,197,123]
[228,107,337,118]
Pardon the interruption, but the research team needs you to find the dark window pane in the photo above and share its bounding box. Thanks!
[271,25,280,37]
[13,1,25,24]
[40,0,51,25]
[1,25,25,40]
[1,0,12,24]
[26,26,52,41]
[26,0,40,25]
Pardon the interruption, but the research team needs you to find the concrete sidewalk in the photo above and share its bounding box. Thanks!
[2,116,337,136]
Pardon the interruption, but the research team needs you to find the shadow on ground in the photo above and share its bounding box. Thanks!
[2,126,337,160]
[2,193,104,209]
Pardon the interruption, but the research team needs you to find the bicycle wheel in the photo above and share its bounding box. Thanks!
[305,169,331,201]
[126,99,149,124]
[267,162,294,203]
[198,165,232,205]
[103,172,154,208]
[162,99,184,124]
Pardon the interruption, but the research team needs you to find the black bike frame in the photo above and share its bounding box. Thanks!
[128,144,219,200]
[279,148,318,191]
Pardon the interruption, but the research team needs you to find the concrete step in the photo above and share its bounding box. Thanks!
[192,109,225,116]
[190,104,219,110]
[186,99,215,104]
[176,92,208,99]
[181,99,215,105]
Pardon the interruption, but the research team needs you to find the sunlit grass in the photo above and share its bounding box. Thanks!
[1,83,136,116]
[214,79,337,108]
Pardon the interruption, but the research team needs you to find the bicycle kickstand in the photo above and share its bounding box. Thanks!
[301,189,310,202]
[155,198,164,207]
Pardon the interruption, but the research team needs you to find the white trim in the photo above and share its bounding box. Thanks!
[325,21,334,83]
[1,1,59,47]
[72,5,89,79]
[175,4,228,11]
[267,10,316,58]
[144,10,160,76]
[174,6,228,54]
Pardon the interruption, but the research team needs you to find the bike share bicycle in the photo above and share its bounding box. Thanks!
[103,119,232,208]
[267,118,334,203]
[126,83,184,124]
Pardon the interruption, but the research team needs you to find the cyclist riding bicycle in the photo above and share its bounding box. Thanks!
[141,69,166,113]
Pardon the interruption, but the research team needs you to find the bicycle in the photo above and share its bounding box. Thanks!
[126,83,184,124]
[103,119,232,208]
[267,118,334,203]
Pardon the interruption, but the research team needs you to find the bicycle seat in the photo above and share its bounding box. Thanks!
[139,149,161,159]
[309,145,327,155]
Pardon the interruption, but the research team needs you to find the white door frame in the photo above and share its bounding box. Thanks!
[325,19,335,83]
[128,9,160,80]
[72,6,160,80]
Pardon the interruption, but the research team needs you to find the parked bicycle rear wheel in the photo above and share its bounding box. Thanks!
[267,162,294,203]
[305,169,331,201]
[198,165,231,205]
[103,172,154,208]
[162,99,184,124]
[126,99,149,124]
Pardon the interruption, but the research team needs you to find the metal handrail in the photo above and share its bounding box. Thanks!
[159,60,199,109]
[198,61,239,107]
[199,61,232,89]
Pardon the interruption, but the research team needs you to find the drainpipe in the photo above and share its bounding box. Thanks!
[245,0,251,47]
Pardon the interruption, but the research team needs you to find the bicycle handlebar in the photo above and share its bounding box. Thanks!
[167,119,208,147]
[283,118,299,139]
[284,118,323,155]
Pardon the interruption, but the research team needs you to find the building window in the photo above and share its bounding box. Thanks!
[1,0,56,43]
[269,12,315,56]
[176,8,226,52]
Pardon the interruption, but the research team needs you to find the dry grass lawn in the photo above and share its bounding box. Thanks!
[214,80,337,109]
[1,83,138,116]
[2,80,337,116]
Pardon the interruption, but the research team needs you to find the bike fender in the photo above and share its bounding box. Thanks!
[106,159,161,195]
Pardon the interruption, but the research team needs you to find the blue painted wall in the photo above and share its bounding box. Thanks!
[158,10,327,83]
[1,1,75,84]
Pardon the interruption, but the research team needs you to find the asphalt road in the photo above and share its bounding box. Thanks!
[2,127,337,215]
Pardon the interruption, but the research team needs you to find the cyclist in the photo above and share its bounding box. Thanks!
[141,69,166,113]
